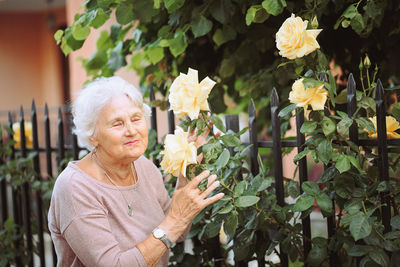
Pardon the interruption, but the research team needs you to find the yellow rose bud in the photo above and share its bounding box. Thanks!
[275,14,322,60]
[288,78,328,111]
[12,122,33,148]
[160,128,197,177]
[311,16,319,29]
[169,68,216,120]
[364,116,400,139]
[364,54,371,69]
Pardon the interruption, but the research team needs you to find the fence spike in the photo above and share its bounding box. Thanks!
[57,107,65,167]
[270,88,288,267]
[347,73,358,143]
[248,99,259,175]
[271,88,279,109]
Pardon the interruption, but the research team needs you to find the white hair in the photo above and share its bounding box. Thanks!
[72,76,151,151]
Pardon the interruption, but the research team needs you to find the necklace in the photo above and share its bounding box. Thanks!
[91,152,139,216]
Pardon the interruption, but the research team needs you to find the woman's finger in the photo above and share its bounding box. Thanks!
[203,192,225,206]
[201,180,220,198]
[207,174,217,187]
[189,170,210,189]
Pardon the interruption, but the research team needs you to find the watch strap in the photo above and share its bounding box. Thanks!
[152,228,173,249]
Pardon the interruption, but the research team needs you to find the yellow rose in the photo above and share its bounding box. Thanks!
[288,78,328,110]
[160,128,197,177]
[12,122,33,148]
[276,14,322,59]
[169,68,216,120]
[364,116,400,139]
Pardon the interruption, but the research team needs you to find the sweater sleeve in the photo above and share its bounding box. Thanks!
[64,214,147,267]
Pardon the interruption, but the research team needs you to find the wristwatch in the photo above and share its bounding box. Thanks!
[152,227,173,249]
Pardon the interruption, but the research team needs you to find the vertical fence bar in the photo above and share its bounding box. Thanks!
[149,86,158,133]
[249,100,259,176]
[57,108,65,169]
[20,106,34,267]
[44,104,53,177]
[225,114,239,156]
[72,134,79,160]
[375,79,391,233]
[270,88,288,267]
[8,112,23,267]
[149,87,159,166]
[248,100,266,266]
[320,73,337,267]
[44,104,57,267]
[295,109,312,259]
[167,106,175,134]
[31,101,46,266]
[0,132,8,226]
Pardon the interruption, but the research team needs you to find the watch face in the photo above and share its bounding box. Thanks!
[154,229,164,238]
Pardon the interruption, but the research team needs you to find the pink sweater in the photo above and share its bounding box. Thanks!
[48,156,176,267]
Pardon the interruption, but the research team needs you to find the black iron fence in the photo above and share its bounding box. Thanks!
[0,73,398,266]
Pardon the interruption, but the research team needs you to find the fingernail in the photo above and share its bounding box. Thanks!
[214,181,220,187]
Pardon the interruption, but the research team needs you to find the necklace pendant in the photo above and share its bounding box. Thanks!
[128,205,133,216]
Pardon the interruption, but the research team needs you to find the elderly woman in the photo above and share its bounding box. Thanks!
[48,77,224,267]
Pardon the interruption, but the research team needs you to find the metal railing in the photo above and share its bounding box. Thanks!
[0,73,397,266]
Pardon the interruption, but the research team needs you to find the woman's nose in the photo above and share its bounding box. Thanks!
[125,122,137,135]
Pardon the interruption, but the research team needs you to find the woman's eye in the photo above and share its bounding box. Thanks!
[113,122,122,127]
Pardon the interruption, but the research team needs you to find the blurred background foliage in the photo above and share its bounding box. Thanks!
[56,0,400,130]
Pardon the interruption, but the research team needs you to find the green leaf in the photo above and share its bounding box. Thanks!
[96,31,113,50]
[220,134,241,147]
[317,139,332,165]
[71,24,90,40]
[319,166,339,183]
[218,203,233,214]
[215,149,230,169]
[261,0,286,16]
[350,212,372,241]
[234,181,246,197]
[211,115,226,133]
[348,245,373,257]
[212,25,236,46]
[293,195,314,212]
[210,0,234,24]
[224,211,238,237]
[245,5,269,26]
[336,154,351,173]
[107,41,126,71]
[351,13,365,35]
[321,117,336,136]
[90,8,109,29]
[84,49,108,70]
[347,155,362,173]
[235,196,260,208]
[302,181,320,196]
[54,29,64,45]
[293,147,310,163]
[368,249,390,267]
[391,215,400,229]
[306,246,327,265]
[145,46,164,64]
[316,193,332,213]
[116,3,134,25]
[278,104,296,118]
[342,5,358,19]
[300,121,318,135]
[219,58,235,78]
[164,0,185,13]
[168,31,187,57]
[191,15,213,38]
[204,221,222,238]
[335,89,348,104]
[302,78,322,89]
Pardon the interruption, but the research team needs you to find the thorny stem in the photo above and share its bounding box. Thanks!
[374,227,386,241]
[292,240,305,260]
[366,69,371,90]
[362,201,367,214]
[200,111,218,139]
[360,68,366,95]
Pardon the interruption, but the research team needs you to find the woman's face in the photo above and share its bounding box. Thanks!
[91,95,148,163]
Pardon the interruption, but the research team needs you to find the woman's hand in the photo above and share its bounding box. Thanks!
[160,170,224,242]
